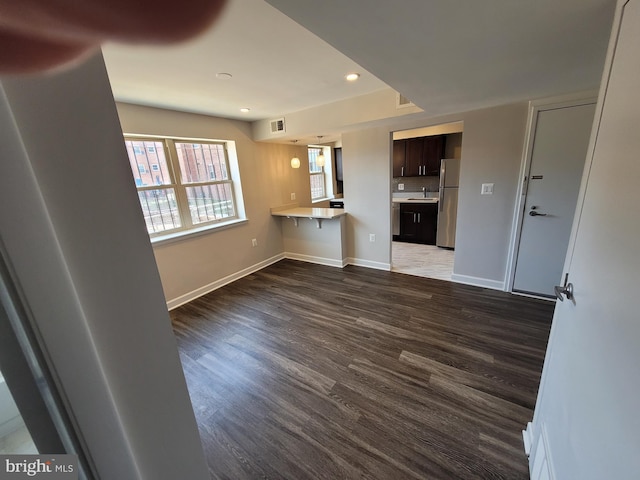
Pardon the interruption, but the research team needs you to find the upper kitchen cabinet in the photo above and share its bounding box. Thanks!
[404,138,424,176]
[393,135,446,177]
[392,139,406,177]
[422,135,446,176]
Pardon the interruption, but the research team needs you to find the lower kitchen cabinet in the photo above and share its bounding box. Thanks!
[399,203,438,245]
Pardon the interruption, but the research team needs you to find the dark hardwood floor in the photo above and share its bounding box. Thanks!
[170,260,554,479]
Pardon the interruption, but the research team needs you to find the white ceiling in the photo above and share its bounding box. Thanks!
[103,0,617,125]
[102,0,389,122]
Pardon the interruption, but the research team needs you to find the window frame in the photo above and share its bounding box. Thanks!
[124,135,240,239]
[308,146,326,201]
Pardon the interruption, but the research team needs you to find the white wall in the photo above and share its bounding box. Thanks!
[453,103,528,287]
[342,127,393,269]
[339,103,528,285]
[252,88,423,143]
[121,100,529,290]
[0,55,209,478]
[116,103,312,306]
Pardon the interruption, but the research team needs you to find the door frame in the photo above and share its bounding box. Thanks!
[505,92,598,296]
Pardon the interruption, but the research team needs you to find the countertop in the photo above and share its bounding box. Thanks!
[271,207,346,219]
[392,193,439,204]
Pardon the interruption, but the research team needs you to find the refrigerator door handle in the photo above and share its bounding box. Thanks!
[439,189,445,211]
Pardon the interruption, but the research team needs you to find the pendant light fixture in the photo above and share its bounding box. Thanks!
[316,136,326,167]
[290,140,300,168]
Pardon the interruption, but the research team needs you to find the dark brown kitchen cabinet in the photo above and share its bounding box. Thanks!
[404,138,424,176]
[393,135,446,177]
[422,135,446,176]
[399,203,438,244]
[392,139,406,177]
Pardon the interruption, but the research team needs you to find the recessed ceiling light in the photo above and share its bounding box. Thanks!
[240,108,250,113]
[216,72,233,80]
[345,73,360,82]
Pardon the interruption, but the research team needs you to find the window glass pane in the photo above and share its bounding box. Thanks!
[137,188,181,234]
[125,141,171,187]
[186,183,235,225]
[310,173,325,200]
[176,143,228,184]
[308,147,323,173]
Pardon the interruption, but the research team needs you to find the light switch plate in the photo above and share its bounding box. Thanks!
[398,183,405,191]
[481,183,494,195]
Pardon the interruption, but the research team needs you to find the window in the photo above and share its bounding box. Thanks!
[124,137,241,237]
[308,147,326,200]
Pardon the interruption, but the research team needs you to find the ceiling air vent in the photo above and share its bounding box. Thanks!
[270,117,286,134]
[396,93,415,109]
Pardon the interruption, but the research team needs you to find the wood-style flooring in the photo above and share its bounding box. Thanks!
[171,260,554,480]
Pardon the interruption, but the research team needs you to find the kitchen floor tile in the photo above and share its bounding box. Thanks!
[391,241,454,281]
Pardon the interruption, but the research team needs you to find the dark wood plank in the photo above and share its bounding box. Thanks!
[170,259,553,479]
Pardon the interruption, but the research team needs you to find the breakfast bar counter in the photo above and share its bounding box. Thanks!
[271,205,347,267]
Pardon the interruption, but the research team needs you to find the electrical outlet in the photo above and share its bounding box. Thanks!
[251,238,258,247]
[291,193,296,200]
[369,234,376,243]
[481,183,494,195]
[398,183,405,191]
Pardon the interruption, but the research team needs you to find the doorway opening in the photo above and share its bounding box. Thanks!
[391,122,463,281]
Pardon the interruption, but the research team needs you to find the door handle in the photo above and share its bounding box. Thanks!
[554,274,574,302]
[417,213,421,223]
[401,166,404,176]
[529,205,547,216]
[413,213,417,223]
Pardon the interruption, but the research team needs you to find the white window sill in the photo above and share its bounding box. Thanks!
[150,218,248,247]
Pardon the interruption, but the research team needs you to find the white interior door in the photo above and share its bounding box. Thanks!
[528,1,640,478]
[513,102,595,297]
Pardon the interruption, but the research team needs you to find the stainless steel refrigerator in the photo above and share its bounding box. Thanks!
[436,158,460,248]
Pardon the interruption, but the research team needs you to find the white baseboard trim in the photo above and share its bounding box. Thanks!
[166,253,285,310]
[529,423,555,480]
[283,252,347,268]
[522,421,533,457]
[345,257,392,271]
[512,291,556,302]
[166,254,396,310]
[450,273,505,290]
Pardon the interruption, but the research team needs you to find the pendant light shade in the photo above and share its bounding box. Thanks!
[315,136,326,167]
[290,140,300,168]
